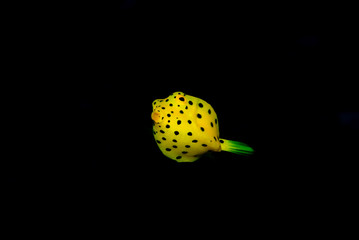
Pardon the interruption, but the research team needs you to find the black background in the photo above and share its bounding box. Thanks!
[3,1,358,227]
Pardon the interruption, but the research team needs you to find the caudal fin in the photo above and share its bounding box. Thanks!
[219,138,254,155]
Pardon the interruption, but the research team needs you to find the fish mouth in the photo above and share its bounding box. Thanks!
[151,98,164,123]
[151,111,161,123]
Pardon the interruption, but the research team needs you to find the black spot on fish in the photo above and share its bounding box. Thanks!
[166,124,170,128]
[185,145,191,148]
[215,119,218,124]
[202,144,207,147]
[220,139,224,143]
[169,104,173,107]
[200,127,205,132]
[188,120,192,124]
[162,107,165,109]
[160,130,165,134]
[214,136,217,141]
[177,120,181,125]
[208,109,211,114]
[167,114,171,117]
[166,99,169,102]
[211,122,214,127]
[180,110,184,114]
[182,151,188,154]
[197,114,202,119]
[176,156,182,160]
[179,97,185,101]
[162,137,166,140]
[174,131,179,135]
[173,145,178,148]
[187,132,192,136]
[156,140,161,144]
[188,101,193,105]
[192,140,198,143]
[198,103,203,108]
[166,148,171,151]
[173,139,177,142]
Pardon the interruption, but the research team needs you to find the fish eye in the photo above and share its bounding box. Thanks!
[175,94,186,104]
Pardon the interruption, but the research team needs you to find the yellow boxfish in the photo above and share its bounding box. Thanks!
[151,92,254,162]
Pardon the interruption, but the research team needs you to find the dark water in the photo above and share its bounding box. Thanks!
[4,3,357,225]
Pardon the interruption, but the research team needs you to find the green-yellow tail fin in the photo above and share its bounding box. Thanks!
[219,138,254,155]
